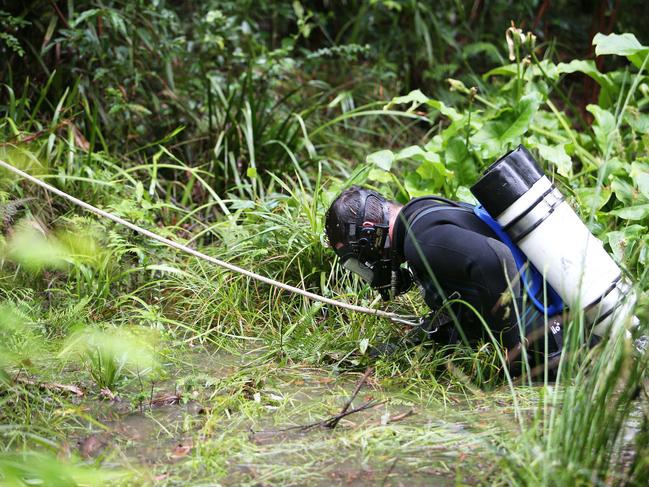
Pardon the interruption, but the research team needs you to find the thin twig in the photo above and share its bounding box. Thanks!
[322,399,384,429]
[48,0,70,29]
[327,367,373,429]
[381,458,399,487]
[252,399,385,439]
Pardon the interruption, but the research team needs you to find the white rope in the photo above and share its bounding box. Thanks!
[0,159,409,322]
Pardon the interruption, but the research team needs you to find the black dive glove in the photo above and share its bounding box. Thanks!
[368,309,454,358]
[405,310,458,346]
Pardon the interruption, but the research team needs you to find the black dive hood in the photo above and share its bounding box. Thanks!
[333,188,391,294]
[333,188,410,300]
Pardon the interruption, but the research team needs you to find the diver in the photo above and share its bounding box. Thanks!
[324,184,564,375]
[325,145,641,375]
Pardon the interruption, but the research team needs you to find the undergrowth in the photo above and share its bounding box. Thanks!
[1,2,648,486]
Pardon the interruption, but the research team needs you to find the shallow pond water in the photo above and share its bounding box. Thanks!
[57,343,649,486]
[62,345,513,485]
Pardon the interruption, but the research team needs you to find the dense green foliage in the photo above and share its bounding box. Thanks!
[1,1,648,485]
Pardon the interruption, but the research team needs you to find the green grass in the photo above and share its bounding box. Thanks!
[1,4,649,486]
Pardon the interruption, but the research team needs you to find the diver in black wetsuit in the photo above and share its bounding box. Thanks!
[325,185,564,372]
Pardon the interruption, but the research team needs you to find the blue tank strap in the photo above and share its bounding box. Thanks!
[473,205,564,316]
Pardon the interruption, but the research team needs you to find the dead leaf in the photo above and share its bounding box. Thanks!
[315,377,335,384]
[150,393,181,407]
[70,123,90,151]
[79,435,104,458]
[16,377,84,397]
[17,129,47,144]
[100,388,117,401]
[170,440,193,459]
[160,89,179,100]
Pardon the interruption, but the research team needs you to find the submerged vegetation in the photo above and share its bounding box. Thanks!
[1,1,648,485]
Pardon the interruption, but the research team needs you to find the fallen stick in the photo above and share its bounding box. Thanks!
[251,368,379,439]
[264,399,385,434]
[320,399,385,429]
[251,399,386,440]
[326,366,374,429]
[14,377,84,396]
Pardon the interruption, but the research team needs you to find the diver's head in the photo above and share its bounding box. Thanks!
[325,186,405,298]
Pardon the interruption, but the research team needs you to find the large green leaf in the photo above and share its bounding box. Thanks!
[427,98,462,121]
[606,224,646,263]
[396,145,428,161]
[556,60,605,84]
[445,136,477,185]
[482,64,518,79]
[586,104,617,156]
[611,177,636,205]
[536,143,572,176]
[483,60,558,81]
[384,89,461,120]
[473,93,540,157]
[593,32,646,56]
[625,110,649,133]
[555,60,615,107]
[367,168,393,183]
[593,32,649,68]
[630,161,649,200]
[497,92,540,142]
[575,187,611,211]
[611,203,649,220]
[405,171,436,197]
[366,149,395,171]
[383,89,429,112]
[404,155,454,197]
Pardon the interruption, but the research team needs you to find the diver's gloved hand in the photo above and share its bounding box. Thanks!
[404,310,457,346]
[368,310,453,358]
[369,313,438,358]
[368,341,401,357]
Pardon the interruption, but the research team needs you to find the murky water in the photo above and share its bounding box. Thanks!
[66,347,648,486]
[66,346,504,485]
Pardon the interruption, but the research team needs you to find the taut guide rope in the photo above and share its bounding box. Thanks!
[0,159,418,325]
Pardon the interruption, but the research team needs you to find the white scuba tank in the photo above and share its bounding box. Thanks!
[470,145,636,336]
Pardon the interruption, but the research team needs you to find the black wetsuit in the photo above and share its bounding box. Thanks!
[392,196,562,356]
